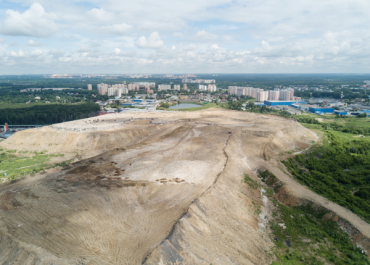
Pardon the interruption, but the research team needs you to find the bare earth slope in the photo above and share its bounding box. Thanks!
[0,109,360,264]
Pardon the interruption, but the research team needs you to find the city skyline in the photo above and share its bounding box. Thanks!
[0,0,370,74]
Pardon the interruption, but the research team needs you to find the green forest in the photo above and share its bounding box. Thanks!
[283,131,370,223]
[0,103,100,125]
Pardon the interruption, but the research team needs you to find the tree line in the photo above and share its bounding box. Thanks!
[0,103,100,125]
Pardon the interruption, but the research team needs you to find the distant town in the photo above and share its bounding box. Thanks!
[14,74,370,118]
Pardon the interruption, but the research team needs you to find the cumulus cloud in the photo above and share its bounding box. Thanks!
[27,39,42,47]
[135,32,164,49]
[0,3,57,37]
[2,0,370,73]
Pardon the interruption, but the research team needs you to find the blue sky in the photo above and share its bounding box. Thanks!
[0,0,370,74]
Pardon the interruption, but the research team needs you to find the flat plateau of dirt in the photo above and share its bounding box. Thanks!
[1,108,364,264]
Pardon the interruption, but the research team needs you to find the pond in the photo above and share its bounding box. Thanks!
[169,103,203,109]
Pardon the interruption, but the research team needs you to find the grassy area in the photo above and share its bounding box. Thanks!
[0,149,70,181]
[270,203,370,265]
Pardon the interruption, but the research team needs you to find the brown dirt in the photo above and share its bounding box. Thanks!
[0,108,340,264]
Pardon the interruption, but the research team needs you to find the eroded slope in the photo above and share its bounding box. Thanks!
[0,109,316,264]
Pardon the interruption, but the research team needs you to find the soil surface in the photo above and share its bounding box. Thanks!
[1,108,361,264]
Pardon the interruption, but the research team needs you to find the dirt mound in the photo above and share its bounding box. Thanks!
[0,109,318,264]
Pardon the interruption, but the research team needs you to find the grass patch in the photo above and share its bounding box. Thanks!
[243,174,261,189]
[0,150,68,181]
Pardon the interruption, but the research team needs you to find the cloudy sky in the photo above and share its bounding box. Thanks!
[0,0,369,74]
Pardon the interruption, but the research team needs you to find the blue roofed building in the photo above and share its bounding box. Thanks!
[264,100,307,106]
[309,107,334,114]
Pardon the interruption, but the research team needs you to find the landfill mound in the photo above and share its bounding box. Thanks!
[0,109,316,264]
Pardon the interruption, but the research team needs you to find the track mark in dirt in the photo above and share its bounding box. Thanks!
[141,132,233,264]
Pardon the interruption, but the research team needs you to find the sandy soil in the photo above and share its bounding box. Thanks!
[0,109,342,264]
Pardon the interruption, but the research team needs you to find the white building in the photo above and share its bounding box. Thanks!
[174,85,180,91]
[208,84,217,92]
[158,84,171,91]
[268,90,280,100]
[87,84,92,90]
[199,85,208,91]
[256,91,269,102]
[97,83,108,95]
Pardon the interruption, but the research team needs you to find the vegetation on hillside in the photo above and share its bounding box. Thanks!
[0,149,70,181]
[0,103,100,125]
[283,131,370,223]
[270,203,370,265]
[243,170,370,264]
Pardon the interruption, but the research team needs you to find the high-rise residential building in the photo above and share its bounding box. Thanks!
[228,86,236,95]
[97,83,108,95]
[108,87,116,97]
[256,91,269,102]
[236,88,245,97]
[183,84,187,90]
[174,85,180,91]
[268,90,280,100]
[279,90,291,100]
[158,84,171,91]
[128,83,139,91]
[198,85,208,91]
[208,84,217,92]
[116,88,122,98]
[87,84,92,90]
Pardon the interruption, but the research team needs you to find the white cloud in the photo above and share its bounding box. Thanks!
[10,50,25,57]
[196,30,217,40]
[0,3,57,37]
[0,38,5,43]
[100,24,132,35]
[27,39,42,47]
[135,32,164,49]
[86,8,115,22]
[77,45,90,53]
[2,0,370,73]
[31,49,43,56]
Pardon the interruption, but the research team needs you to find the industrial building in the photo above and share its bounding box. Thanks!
[264,100,307,106]
[309,107,334,114]
[291,103,311,111]
[334,110,348,115]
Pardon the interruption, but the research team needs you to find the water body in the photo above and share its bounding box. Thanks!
[169,103,202,109]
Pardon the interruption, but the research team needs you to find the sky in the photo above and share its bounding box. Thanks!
[0,0,370,74]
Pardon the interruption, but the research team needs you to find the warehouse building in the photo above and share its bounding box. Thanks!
[309,107,334,114]
[264,100,307,106]
[334,110,348,115]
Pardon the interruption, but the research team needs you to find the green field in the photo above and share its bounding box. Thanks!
[0,149,69,181]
